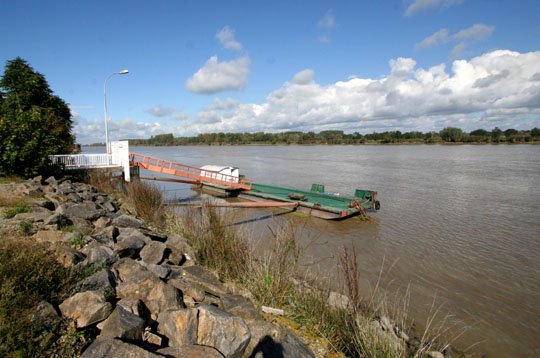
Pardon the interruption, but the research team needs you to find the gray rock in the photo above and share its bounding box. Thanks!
[71,268,116,295]
[84,244,117,266]
[115,227,149,258]
[139,227,168,242]
[93,216,112,230]
[44,213,72,227]
[168,278,206,302]
[81,337,160,358]
[99,306,146,340]
[220,294,259,320]
[33,230,66,244]
[115,265,183,319]
[157,345,223,358]
[157,308,199,347]
[181,265,227,297]
[92,225,118,245]
[139,261,171,279]
[63,202,105,220]
[66,192,83,203]
[245,319,314,358]
[197,304,251,358]
[59,290,113,328]
[13,211,51,222]
[44,176,58,185]
[140,241,167,265]
[117,298,151,323]
[112,214,145,228]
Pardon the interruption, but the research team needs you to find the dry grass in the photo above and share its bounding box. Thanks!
[124,181,166,228]
[242,221,300,307]
[171,200,251,281]
[166,200,463,358]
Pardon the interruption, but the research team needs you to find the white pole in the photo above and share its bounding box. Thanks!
[104,69,129,156]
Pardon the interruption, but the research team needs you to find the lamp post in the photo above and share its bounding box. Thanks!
[104,69,129,155]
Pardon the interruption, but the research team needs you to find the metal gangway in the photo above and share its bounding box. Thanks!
[129,152,253,190]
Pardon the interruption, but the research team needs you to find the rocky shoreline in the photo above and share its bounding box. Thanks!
[0,176,457,357]
[1,176,317,357]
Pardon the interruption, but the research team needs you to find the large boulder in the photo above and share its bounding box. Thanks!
[54,246,86,267]
[99,306,146,340]
[61,202,105,220]
[157,308,199,347]
[116,265,183,319]
[139,240,167,265]
[83,243,117,266]
[112,214,145,229]
[71,268,116,295]
[181,265,227,297]
[245,319,314,358]
[197,304,251,358]
[220,294,259,320]
[115,228,149,258]
[59,291,113,328]
[81,337,159,358]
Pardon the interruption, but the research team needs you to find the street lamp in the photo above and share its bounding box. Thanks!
[104,69,129,155]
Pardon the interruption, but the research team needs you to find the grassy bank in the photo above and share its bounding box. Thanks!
[161,193,460,357]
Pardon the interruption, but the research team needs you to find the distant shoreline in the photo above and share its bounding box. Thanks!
[84,141,540,147]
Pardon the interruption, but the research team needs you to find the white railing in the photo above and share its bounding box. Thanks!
[49,154,113,168]
[49,141,131,181]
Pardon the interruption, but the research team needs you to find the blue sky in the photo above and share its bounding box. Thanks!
[2,0,540,144]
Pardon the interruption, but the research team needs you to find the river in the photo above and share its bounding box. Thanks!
[86,144,540,356]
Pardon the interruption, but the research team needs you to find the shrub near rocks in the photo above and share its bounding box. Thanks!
[0,237,75,356]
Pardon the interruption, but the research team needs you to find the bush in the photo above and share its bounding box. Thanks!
[125,181,166,227]
[0,237,75,356]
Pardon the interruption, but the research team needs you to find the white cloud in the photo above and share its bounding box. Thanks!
[291,69,315,85]
[74,117,165,144]
[404,0,463,17]
[318,9,335,29]
[216,26,243,51]
[146,105,175,117]
[319,35,330,44]
[175,114,189,121]
[75,50,540,142]
[186,55,251,94]
[416,23,495,57]
[415,28,449,50]
[453,23,495,41]
[180,50,540,134]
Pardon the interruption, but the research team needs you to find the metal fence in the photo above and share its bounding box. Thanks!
[49,154,113,168]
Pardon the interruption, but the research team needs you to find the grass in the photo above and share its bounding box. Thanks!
[170,200,250,281]
[165,193,463,358]
[124,181,166,228]
[0,236,77,357]
[2,203,29,219]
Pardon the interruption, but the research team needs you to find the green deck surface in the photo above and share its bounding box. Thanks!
[249,183,375,214]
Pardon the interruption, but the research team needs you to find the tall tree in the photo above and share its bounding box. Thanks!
[0,57,74,177]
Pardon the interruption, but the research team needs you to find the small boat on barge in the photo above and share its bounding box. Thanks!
[197,166,380,220]
[129,153,380,221]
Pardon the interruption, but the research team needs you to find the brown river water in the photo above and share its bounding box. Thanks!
[86,144,540,356]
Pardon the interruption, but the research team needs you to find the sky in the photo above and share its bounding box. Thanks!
[1,0,540,144]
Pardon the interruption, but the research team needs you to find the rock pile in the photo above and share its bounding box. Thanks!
[4,177,315,357]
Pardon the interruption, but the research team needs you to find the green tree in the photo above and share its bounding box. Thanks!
[439,127,463,142]
[0,58,74,177]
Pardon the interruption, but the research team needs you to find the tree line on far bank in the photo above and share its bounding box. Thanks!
[125,127,540,146]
